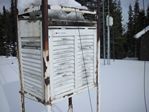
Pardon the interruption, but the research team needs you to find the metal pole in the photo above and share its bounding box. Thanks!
[143,61,148,112]
[102,0,106,65]
[42,0,49,51]
[68,98,73,112]
[107,0,110,64]
[41,0,51,112]
[18,38,25,112]
[96,0,101,112]
[112,30,115,61]
[18,59,25,112]
[107,21,110,64]
[15,0,25,111]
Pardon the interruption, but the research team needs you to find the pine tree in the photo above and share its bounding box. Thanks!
[147,6,149,25]
[138,10,146,29]
[111,0,125,58]
[0,12,6,55]
[126,5,135,57]
[10,0,17,56]
[0,6,16,56]
[75,0,97,10]
[133,0,140,33]
[1,6,8,56]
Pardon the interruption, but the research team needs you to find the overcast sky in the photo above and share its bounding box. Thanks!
[0,0,149,24]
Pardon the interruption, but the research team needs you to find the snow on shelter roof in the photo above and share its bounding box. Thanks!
[134,25,149,39]
[18,0,88,14]
[18,5,96,24]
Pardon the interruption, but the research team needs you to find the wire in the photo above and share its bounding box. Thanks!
[74,9,94,112]
[143,61,148,112]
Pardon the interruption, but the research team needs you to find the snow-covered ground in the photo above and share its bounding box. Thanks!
[100,60,149,112]
[0,57,149,112]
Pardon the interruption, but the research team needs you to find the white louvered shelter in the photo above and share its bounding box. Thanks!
[18,5,99,106]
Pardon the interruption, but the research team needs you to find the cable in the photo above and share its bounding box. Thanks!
[74,9,94,112]
[144,61,148,112]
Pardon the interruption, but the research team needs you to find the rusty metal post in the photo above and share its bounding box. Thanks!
[68,97,73,112]
[41,1,51,112]
[42,0,49,51]
[96,0,101,112]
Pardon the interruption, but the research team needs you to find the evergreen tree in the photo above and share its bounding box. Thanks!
[133,0,140,33]
[126,5,135,57]
[1,6,9,56]
[147,6,149,25]
[10,0,17,56]
[75,0,97,10]
[0,6,16,56]
[99,0,125,59]
[111,0,125,58]
[0,12,6,55]
[126,0,147,58]
[138,9,146,29]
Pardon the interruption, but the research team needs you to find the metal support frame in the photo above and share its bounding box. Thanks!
[18,46,25,112]
[42,0,49,51]
[15,0,26,111]
[102,0,106,65]
[68,97,73,112]
[96,0,101,112]
[107,0,110,64]
[107,21,110,64]
[41,0,51,111]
